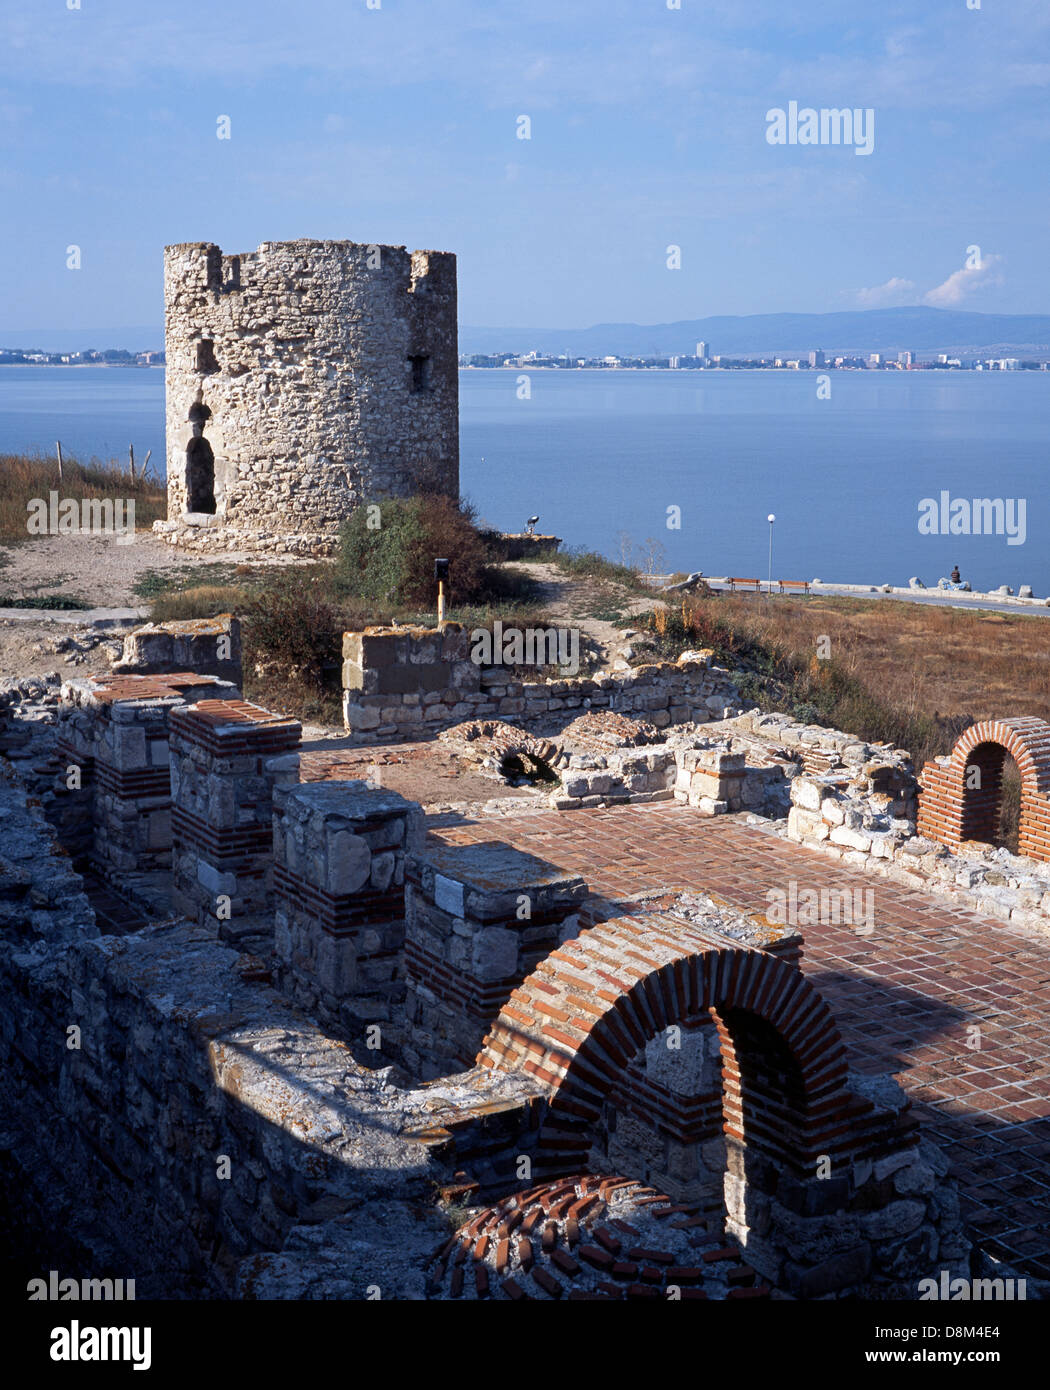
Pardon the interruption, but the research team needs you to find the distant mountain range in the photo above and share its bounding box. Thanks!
[459,307,1050,359]
[6,307,1050,361]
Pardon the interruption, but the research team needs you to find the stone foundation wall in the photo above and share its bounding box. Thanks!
[785,762,1050,933]
[0,769,96,944]
[0,914,456,1298]
[342,624,745,744]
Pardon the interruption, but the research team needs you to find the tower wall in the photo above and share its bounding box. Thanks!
[159,239,459,554]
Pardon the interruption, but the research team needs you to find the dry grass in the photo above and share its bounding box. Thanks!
[711,594,1050,726]
[0,452,166,543]
[633,592,1050,773]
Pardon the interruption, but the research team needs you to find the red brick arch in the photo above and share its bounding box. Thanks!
[477,913,895,1178]
[918,717,1050,861]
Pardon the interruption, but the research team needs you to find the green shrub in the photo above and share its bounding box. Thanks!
[335,495,495,606]
[0,593,93,610]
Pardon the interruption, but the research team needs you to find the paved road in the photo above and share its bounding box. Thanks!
[703,581,1050,618]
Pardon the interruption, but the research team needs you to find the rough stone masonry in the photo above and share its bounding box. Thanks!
[157,238,459,555]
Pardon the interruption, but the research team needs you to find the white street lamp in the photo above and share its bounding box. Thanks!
[767,514,776,594]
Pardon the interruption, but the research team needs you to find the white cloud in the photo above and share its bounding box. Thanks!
[923,254,1004,307]
[855,277,917,308]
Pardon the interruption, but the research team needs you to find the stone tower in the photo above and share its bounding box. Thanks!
[156,239,459,554]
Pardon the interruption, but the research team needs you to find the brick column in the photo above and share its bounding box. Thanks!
[272,782,424,1036]
[58,673,238,886]
[169,699,302,944]
[404,842,587,1079]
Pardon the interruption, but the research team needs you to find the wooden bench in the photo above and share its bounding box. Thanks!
[728,577,760,592]
[778,580,810,594]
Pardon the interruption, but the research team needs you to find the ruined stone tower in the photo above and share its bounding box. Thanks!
[156,239,459,554]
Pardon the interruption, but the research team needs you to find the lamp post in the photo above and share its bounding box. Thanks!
[435,558,450,623]
[767,514,776,595]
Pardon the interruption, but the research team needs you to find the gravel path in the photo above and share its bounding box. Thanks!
[506,560,663,664]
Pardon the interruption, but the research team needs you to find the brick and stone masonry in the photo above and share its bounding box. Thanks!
[57,673,239,882]
[170,699,302,944]
[918,716,1050,863]
[273,782,424,1037]
[403,841,587,1079]
[477,912,968,1297]
[158,239,459,555]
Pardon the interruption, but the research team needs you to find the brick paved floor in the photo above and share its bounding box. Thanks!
[429,802,1050,1281]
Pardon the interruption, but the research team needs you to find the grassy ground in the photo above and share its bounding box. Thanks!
[0,453,166,544]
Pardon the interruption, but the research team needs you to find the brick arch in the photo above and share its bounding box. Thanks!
[477,913,890,1179]
[918,716,1050,861]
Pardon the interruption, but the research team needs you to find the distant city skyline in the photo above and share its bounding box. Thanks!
[1,1,1048,334]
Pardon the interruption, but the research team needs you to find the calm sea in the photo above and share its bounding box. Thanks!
[1,364,1047,595]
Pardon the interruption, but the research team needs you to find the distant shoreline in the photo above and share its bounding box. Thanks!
[0,363,164,369]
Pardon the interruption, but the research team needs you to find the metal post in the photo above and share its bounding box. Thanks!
[767,513,776,595]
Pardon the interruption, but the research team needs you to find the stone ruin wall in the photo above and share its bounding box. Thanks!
[6,645,1047,1298]
[159,239,459,555]
[0,750,973,1301]
[341,624,746,743]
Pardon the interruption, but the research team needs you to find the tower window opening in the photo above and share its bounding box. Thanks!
[196,339,219,373]
[186,436,216,515]
[408,354,431,393]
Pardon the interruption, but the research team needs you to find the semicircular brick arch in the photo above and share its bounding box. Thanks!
[477,913,892,1179]
[919,716,1050,861]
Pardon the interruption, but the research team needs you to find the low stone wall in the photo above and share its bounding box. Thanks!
[785,761,1050,932]
[545,710,891,815]
[342,623,745,744]
[112,614,242,689]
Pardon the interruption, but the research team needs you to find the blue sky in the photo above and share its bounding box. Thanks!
[1,0,1047,339]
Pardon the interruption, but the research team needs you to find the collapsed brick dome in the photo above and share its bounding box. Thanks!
[427,1176,772,1301]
